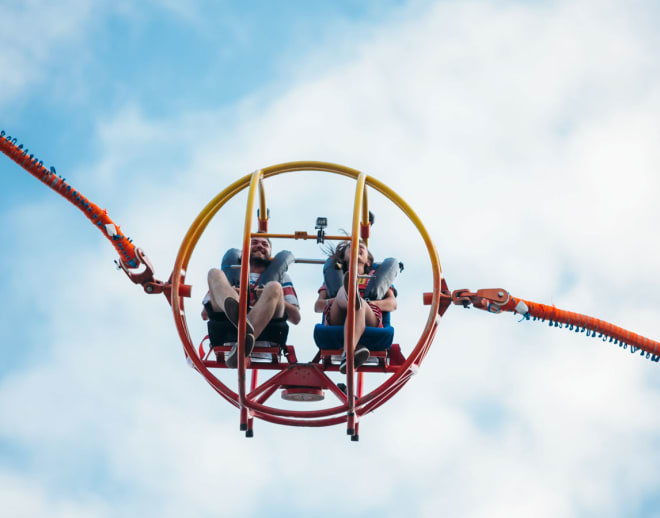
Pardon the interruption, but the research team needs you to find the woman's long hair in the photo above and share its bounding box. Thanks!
[325,239,375,273]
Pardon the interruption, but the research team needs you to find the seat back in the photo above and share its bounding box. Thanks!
[313,311,394,351]
[208,316,289,347]
[205,301,289,347]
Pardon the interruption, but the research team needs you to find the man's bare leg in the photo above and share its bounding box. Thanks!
[208,267,254,340]
[207,268,239,313]
[247,281,285,337]
[207,268,255,367]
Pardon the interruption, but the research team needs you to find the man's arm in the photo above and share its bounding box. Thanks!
[284,301,301,325]
[253,283,301,325]
[281,273,301,325]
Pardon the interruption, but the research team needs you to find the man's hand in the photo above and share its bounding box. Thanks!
[253,286,264,300]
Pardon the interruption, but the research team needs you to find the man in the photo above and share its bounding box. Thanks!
[202,236,301,368]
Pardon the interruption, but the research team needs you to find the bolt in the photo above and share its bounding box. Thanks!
[146,285,153,293]
[498,291,504,297]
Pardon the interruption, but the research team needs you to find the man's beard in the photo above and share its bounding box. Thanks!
[250,256,269,268]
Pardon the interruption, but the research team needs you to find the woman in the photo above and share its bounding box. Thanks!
[314,240,397,374]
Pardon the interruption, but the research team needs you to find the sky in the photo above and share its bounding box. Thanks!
[2,0,660,516]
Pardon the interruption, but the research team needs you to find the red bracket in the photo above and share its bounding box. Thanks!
[422,278,452,316]
[117,248,191,305]
[450,288,514,313]
[360,222,370,240]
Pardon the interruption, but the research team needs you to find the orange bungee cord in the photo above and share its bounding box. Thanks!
[0,130,190,301]
[442,288,659,362]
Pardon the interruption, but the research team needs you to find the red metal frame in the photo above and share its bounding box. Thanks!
[169,164,445,439]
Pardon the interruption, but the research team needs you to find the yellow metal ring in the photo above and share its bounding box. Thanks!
[170,161,443,409]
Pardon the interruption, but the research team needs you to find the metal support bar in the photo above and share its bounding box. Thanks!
[251,232,351,241]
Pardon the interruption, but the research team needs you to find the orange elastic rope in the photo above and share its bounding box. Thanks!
[512,297,660,360]
[1,131,139,268]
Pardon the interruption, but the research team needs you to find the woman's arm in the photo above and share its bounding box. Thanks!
[314,289,334,313]
[368,288,397,312]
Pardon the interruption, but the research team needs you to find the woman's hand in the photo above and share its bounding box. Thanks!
[314,289,332,313]
[368,288,397,312]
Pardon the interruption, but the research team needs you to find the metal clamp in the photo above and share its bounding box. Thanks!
[117,248,191,304]
[116,248,155,287]
[451,288,511,313]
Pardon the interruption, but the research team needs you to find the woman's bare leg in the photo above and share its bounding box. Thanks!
[345,304,367,352]
[328,297,347,326]
[363,304,380,327]
[333,286,379,351]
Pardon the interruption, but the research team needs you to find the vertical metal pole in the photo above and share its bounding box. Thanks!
[238,170,263,431]
[345,172,367,436]
[352,371,364,440]
[246,369,259,437]
[361,187,370,247]
[258,177,268,232]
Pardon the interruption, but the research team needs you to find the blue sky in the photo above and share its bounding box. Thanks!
[1,1,404,196]
[2,1,660,517]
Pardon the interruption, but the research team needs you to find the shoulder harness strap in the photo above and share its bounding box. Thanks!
[258,250,295,286]
[364,257,400,300]
[221,248,295,287]
[322,257,343,297]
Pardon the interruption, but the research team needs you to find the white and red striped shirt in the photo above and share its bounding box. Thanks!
[247,272,298,307]
[202,272,299,309]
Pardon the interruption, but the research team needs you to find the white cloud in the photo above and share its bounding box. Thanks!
[2,0,660,516]
[0,470,110,518]
[0,0,95,104]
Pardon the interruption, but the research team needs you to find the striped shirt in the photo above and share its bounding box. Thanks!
[202,272,299,309]
[248,272,299,307]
